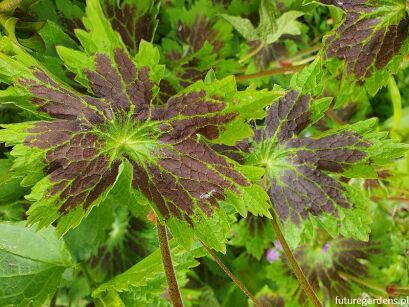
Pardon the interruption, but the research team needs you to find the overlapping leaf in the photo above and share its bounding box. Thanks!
[322,0,409,84]
[0,0,274,252]
[160,0,239,89]
[246,88,407,226]
[102,0,160,54]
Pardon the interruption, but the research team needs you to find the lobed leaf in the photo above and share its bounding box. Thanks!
[0,0,274,251]
[322,0,409,85]
[247,89,407,226]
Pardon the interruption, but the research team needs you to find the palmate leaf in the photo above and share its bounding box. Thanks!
[102,0,160,54]
[246,87,408,229]
[322,0,409,92]
[221,0,303,45]
[0,0,274,252]
[289,238,381,303]
[229,215,275,260]
[161,0,239,89]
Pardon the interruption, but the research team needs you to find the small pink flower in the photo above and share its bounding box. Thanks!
[322,243,330,253]
[266,248,280,263]
[274,240,283,251]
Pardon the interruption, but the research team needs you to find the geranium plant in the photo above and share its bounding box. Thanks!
[0,0,408,306]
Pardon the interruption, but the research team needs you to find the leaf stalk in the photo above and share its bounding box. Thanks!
[201,243,261,307]
[157,224,184,307]
[269,209,322,307]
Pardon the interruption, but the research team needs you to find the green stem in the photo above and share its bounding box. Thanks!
[235,63,308,82]
[388,75,402,134]
[80,263,97,290]
[391,286,409,296]
[201,243,261,307]
[49,290,58,307]
[338,271,388,296]
[270,210,322,307]
[157,224,184,307]
[239,41,265,63]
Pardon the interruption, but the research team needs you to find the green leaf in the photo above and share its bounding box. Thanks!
[222,1,303,45]
[220,14,258,41]
[92,239,206,306]
[230,216,275,259]
[265,11,304,44]
[64,201,114,261]
[0,222,73,306]
[0,159,27,205]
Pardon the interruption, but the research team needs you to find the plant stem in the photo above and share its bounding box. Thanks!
[338,271,388,296]
[80,263,97,290]
[49,290,58,307]
[235,63,308,81]
[270,210,322,307]
[239,41,265,63]
[325,108,346,125]
[201,243,261,307]
[157,224,184,307]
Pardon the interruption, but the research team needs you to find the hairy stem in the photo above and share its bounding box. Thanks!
[201,243,261,307]
[157,224,183,307]
[270,210,322,307]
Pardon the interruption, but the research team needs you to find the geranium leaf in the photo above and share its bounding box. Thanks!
[0,0,272,251]
[247,90,408,226]
[322,0,409,86]
[102,0,160,54]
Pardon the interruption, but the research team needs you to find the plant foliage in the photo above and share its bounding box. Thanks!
[0,0,408,306]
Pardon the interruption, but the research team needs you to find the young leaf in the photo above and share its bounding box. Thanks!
[0,222,73,306]
[230,215,275,260]
[222,0,303,45]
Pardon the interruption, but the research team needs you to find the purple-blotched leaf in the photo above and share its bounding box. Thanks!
[161,1,237,89]
[4,46,249,238]
[322,0,409,81]
[102,0,160,53]
[291,238,380,302]
[250,90,371,224]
